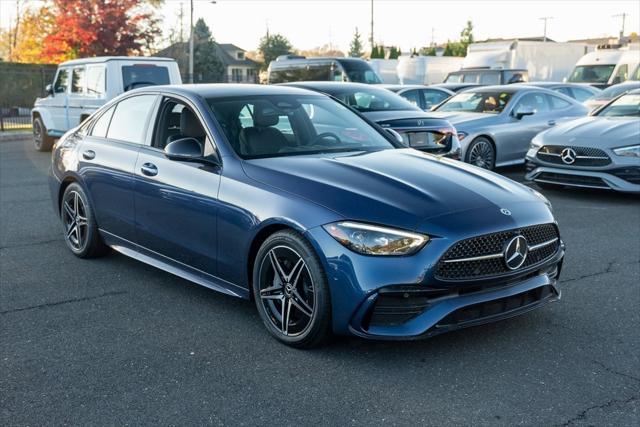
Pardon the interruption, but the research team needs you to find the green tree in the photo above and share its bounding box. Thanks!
[193,18,224,82]
[370,44,384,59]
[258,33,292,70]
[388,46,401,59]
[420,46,437,56]
[349,27,364,57]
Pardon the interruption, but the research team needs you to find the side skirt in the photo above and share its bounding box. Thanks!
[100,230,249,299]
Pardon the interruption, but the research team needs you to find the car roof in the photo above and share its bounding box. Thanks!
[456,85,529,94]
[381,84,428,91]
[127,83,321,99]
[58,56,176,66]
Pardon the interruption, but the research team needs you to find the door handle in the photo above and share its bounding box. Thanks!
[82,150,96,160]
[141,162,158,177]
[548,120,556,126]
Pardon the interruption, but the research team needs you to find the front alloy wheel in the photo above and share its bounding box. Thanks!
[253,231,331,348]
[467,137,496,170]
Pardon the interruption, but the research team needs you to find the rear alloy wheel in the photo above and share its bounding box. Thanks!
[253,231,331,348]
[33,117,55,152]
[61,183,109,258]
[466,137,496,170]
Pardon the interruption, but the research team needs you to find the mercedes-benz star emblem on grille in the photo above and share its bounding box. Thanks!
[500,208,511,216]
[503,235,528,270]
[560,147,577,164]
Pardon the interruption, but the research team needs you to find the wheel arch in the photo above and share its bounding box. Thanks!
[465,134,497,161]
[31,107,54,130]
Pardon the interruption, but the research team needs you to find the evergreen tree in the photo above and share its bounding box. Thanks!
[193,18,224,82]
[348,27,364,57]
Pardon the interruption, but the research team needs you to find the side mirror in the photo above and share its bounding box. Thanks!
[513,106,536,120]
[164,137,204,161]
[45,84,54,96]
[384,128,405,144]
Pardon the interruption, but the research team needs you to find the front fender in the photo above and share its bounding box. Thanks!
[31,107,55,131]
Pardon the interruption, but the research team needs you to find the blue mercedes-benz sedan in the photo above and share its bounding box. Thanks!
[49,84,564,348]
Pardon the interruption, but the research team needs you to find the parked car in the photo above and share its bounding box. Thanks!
[526,89,640,193]
[49,83,564,347]
[430,85,589,169]
[267,56,382,84]
[583,81,640,111]
[444,68,529,85]
[432,82,484,93]
[282,81,461,158]
[381,84,454,111]
[516,82,601,103]
[32,56,182,151]
[568,47,640,89]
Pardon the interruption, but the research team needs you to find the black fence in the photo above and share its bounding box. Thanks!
[0,62,57,107]
[0,105,31,131]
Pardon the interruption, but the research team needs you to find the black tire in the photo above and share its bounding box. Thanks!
[33,116,55,152]
[60,183,109,258]
[536,181,565,191]
[252,230,332,348]
[466,137,496,170]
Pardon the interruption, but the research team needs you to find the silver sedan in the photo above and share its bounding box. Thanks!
[430,86,589,169]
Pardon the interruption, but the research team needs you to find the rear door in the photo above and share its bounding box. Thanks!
[78,94,158,242]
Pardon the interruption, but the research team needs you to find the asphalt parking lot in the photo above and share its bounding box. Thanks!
[1,136,638,426]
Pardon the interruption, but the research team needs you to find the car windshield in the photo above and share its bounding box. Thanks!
[568,65,616,84]
[435,90,513,114]
[329,88,420,112]
[339,61,382,84]
[208,94,396,159]
[596,93,640,117]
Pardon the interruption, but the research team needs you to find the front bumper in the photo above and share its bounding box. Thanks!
[306,222,565,340]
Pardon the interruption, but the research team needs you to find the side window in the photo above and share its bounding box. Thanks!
[400,90,421,108]
[107,95,157,144]
[479,73,500,85]
[71,66,85,94]
[462,74,479,83]
[613,64,628,83]
[515,92,550,113]
[152,99,208,150]
[54,68,69,93]
[90,106,115,138]
[548,95,571,110]
[572,88,595,102]
[422,89,449,109]
[86,66,106,97]
[555,87,572,97]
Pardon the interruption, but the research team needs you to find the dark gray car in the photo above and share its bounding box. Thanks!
[430,85,589,169]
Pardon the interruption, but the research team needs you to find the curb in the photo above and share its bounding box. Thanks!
[0,132,32,142]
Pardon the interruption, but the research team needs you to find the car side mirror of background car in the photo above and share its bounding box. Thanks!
[514,106,536,120]
[164,137,205,161]
[45,84,54,96]
[384,128,405,144]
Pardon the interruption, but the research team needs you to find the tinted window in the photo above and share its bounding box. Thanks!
[479,73,500,85]
[400,90,421,108]
[90,106,115,138]
[436,90,513,114]
[462,74,479,83]
[208,95,395,158]
[504,71,528,83]
[422,89,450,109]
[331,88,420,112]
[548,95,571,110]
[107,95,157,144]
[122,65,170,91]
[555,87,573,97]
[86,65,106,96]
[339,60,382,84]
[569,65,615,83]
[571,87,596,102]
[515,92,550,113]
[54,68,69,93]
[71,67,85,93]
[613,64,628,84]
[445,74,462,83]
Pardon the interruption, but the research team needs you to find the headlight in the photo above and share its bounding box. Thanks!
[530,134,543,149]
[457,131,468,141]
[323,221,429,256]
[613,145,640,158]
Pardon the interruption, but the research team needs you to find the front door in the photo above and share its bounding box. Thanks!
[133,98,222,276]
[50,67,70,132]
[503,91,554,163]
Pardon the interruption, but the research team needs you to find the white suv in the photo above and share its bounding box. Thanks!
[32,56,182,151]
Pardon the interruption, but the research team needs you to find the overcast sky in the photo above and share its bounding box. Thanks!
[1,0,639,52]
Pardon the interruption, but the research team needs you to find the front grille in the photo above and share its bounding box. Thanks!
[536,172,609,188]
[435,285,557,327]
[610,167,640,185]
[537,145,611,166]
[435,224,559,281]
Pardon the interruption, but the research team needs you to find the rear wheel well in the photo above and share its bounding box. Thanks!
[246,224,295,299]
[57,177,77,213]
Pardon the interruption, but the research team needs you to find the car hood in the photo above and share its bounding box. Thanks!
[242,149,547,233]
[428,112,498,128]
[540,116,640,148]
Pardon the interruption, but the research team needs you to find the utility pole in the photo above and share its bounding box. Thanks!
[539,17,553,42]
[370,0,374,48]
[189,0,194,83]
[612,13,627,41]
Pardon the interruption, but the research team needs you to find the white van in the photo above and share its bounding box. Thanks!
[397,55,464,85]
[32,56,182,151]
[567,46,640,89]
